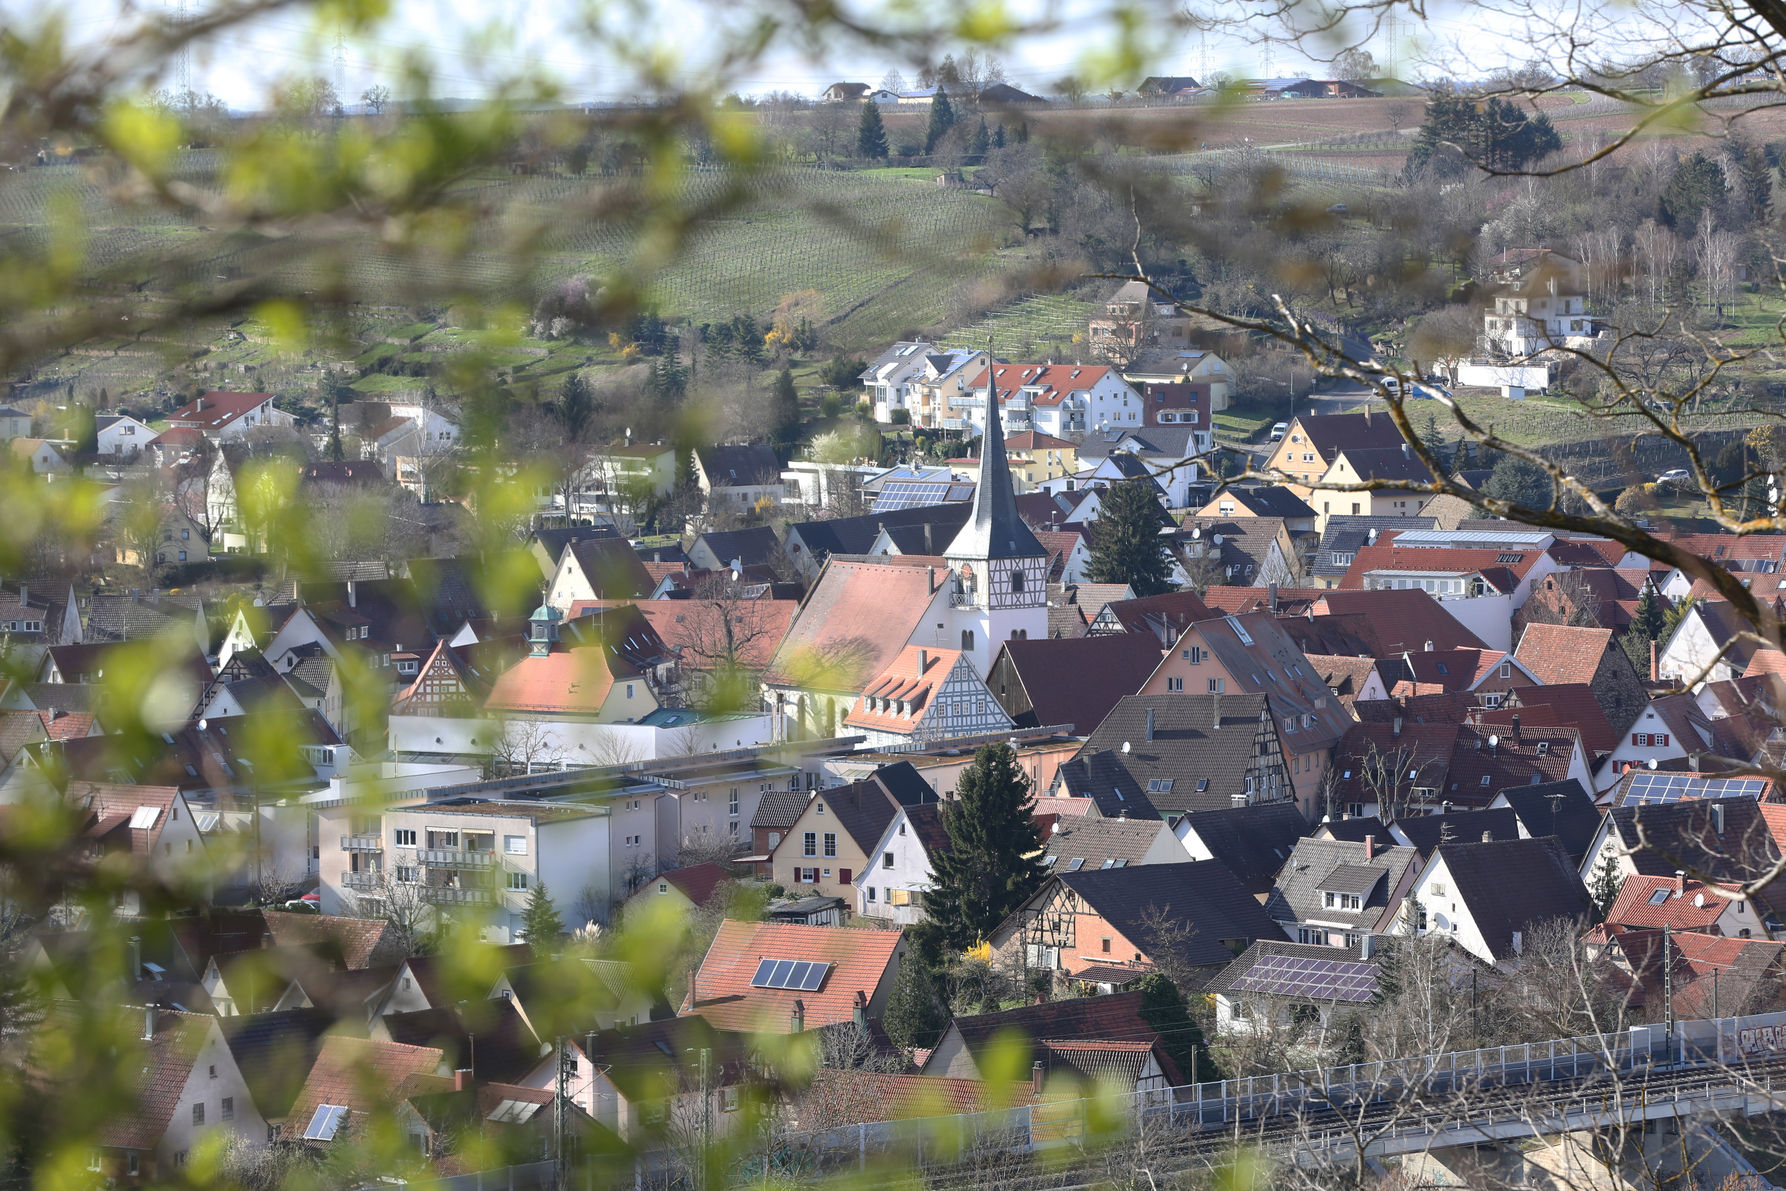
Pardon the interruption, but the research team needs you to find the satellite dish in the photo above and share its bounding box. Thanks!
[1122,741,1131,753]
[197,718,208,732]
[1488,734,1499,749]
[1648,758,1659,770]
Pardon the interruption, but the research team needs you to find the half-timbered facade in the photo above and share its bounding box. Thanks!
[842,648,1014,748]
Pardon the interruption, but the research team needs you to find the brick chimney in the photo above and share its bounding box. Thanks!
[454,1068,472,1092]
[1511,714,1521,746]
[791,999,805,1033]
[1675,869,1686,896]
[1650,640,1659,683]
[1145,707,1156,742]
[1364,834,1375,860]
[852,990,867,1029]
[1031,1061,1045,1095]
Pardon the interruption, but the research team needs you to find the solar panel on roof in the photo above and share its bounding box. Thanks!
[128,805,160,830]
[751,958,777,986]
[799,963,829,991]
[750,958,832,990]
[1230,952,1378,1003]
[1617,772,1769,807]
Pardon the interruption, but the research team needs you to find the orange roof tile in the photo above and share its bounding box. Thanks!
[766,558,947,692]
[482,646,639,716]
[843,646,962,734]
[1514,622,1616,686]
[286,1035,447,1138]
[634,598,798,674]
[1605,873,1737,931]
[970,364,1118,407]
[686,920,903,1034]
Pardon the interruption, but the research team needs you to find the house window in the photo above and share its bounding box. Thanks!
[1101,938,1111,954]
[396,865,418,883]
[658,882,669,894]
[221,1098,234,1121]
[1207,678,1225,693]
[1167,677,1183,692]
[803,832,817,857]
[193,1103,205,1126]
[729,789,739,817]
[394,829,416,846]
[128,1156,140,1177]
[507,872,528,890]
[1498,662,1511,678]
[504,835,527,855]
[961,630,975,651]
[823,832,837,858]
[868,887,877,902]
[883,852,895,868]
[626,684,635,698]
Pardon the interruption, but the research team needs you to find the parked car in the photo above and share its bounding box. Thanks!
[1658,469,1693,489]
[1269,422,1289,442]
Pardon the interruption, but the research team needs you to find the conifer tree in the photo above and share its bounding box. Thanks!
[521,883,565,955]
[882,935,948,1051]
[770,366,801,460]
[1087,479,1174,596]
[857,99,889,159]
[925,744,1045,950]
[1631,583,1665,643]
[924,86,956,153]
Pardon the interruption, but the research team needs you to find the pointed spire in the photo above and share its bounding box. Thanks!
[945,350,1046,562]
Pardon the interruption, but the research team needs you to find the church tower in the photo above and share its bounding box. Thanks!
[944,355,1049,674]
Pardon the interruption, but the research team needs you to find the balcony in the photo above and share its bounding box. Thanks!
[419,848,497,868]
[419,884,496,906]
[340,834,383,852]
[341,870,381,890]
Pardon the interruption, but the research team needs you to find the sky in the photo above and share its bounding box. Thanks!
[28,0,1659,110]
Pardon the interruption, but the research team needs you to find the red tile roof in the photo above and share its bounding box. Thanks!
[843,645,963,735]
[1495,684,1619,756]
[634,598,798,674]
[1389,648,1511,694]
[1198,586,1325,615]
[1605,873,1735,932]
[166,391,276,432]
[286,1035,447,1138]
[482,646,640,716]
[766,558,948,692]
[968,363,1119,407]
[685,920,903,1034]
[1339,541,1543,591]
[1514,622,1616,687]
[792,1070,1035,1129]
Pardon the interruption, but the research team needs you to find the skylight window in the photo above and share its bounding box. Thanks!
[1647,889,1671,906]
[303,1105,348,1142]
[1066,857,1086,872]
[128,806,160,830]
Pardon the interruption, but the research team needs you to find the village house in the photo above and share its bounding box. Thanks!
[1265,836,1422,948]
[682,919,906,1035]
[988,859,1277,990]
[1400,835,1594,966]
[768,763,936,901]
[164,391,295,442]
[854,801,949,924]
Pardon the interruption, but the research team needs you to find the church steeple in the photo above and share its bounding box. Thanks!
[944,353,1046,563]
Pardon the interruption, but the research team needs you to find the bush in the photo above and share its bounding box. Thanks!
[819,393,843,418]
[854,401,871,418]
[890,408,910,425]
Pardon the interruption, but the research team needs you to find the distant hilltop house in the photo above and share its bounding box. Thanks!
[164,391,295,443]
[1089,280,1196,362]
[866,84,1047,107]
[1137,76,1204,100]
[1240,78,1383,99]
[1483,250,1596,357]
[820,82,871,102]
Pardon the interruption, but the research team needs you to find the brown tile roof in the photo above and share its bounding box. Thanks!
[1514,622,1616,687]
[1312,589,1489,653]
[934,990,1184,1083]
[1290,412,1409,460]
[1497,684,1619,756]
[1006,431,1078,450]
[261,911,402,970]
[1610,928,1786,1018]
[286,1035,447,1138]
[1199,586,1325,615]
[94,1009,217,1150]
[1386,648,1513,695]
[1094,591,1215,642]
[660,862,735,909]
[792,1070,1035,1130]
[685,920,903,1034]
[993,634,1162,734]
